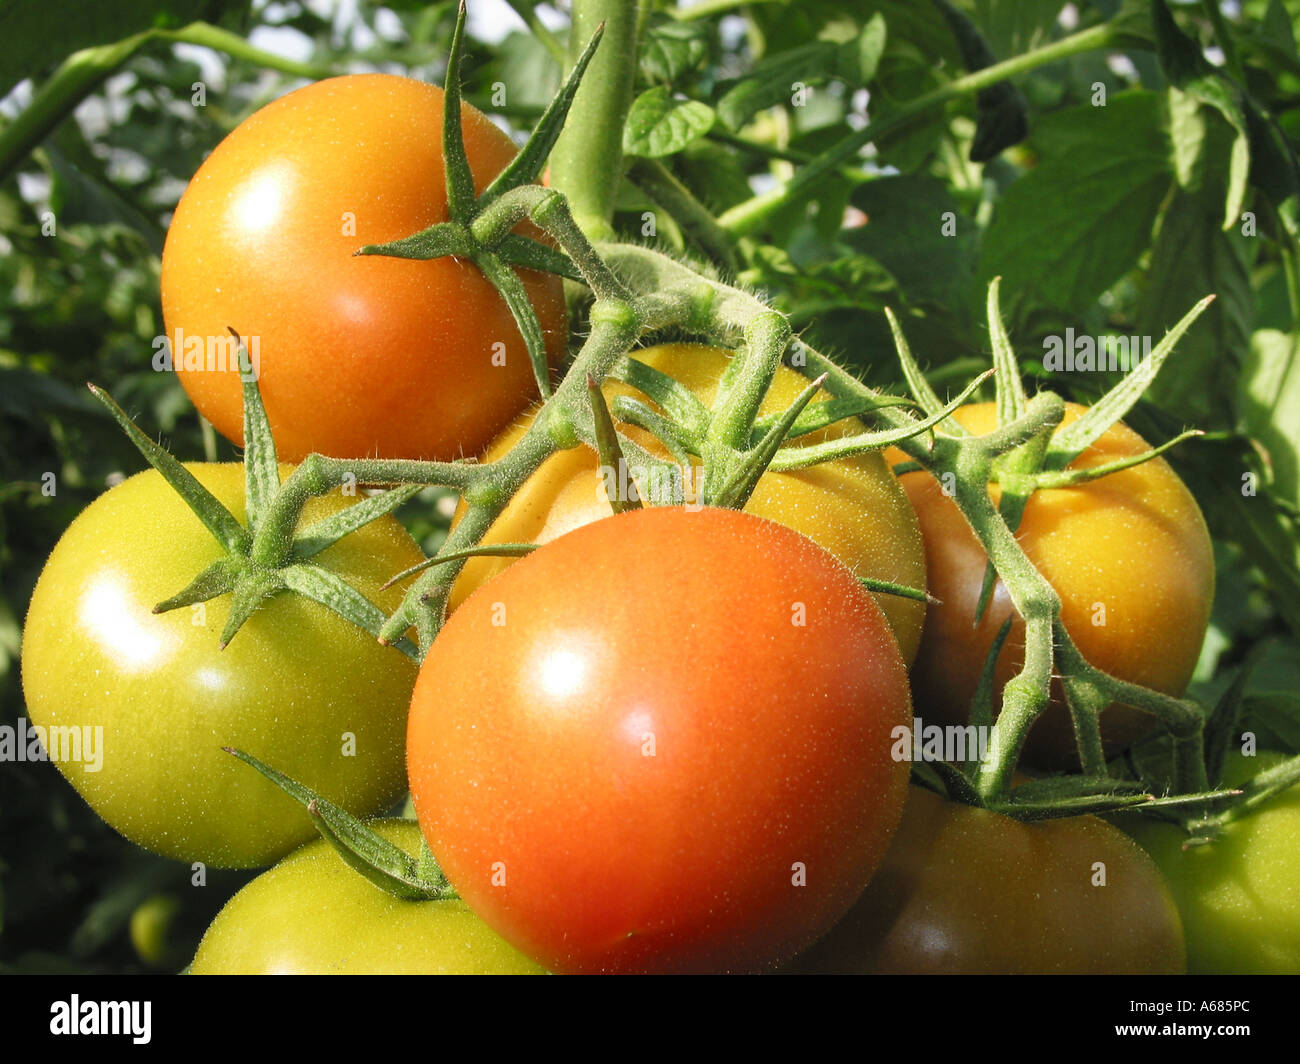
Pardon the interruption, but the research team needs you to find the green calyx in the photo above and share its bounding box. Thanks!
[225,748,453,902]
[88,341,421,661]
[356,4,610,401]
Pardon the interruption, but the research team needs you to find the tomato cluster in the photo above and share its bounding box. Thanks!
[18,70,1285,978]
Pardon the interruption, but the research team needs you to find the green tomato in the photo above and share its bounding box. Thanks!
[190,821,547,974]
[20,464,425,868]
[1126,750,1300,974]
[130,894,184,969]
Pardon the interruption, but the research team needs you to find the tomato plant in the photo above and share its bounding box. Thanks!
[189,820,546,974]
[20,463,425,869]
[408,505,913,974]
[449,342,928,663]
[160,73,568,463]
[1125,751,1300,974]
[885,402,1214,767]
[789,786,1187,974]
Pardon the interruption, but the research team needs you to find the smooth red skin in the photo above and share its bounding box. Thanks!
[885,402,1214,768]
[162,74,567,463]
[407,507,912,974]
[788,787,1187,974]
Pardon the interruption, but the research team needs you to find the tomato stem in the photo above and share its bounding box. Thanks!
[549,0,642,238]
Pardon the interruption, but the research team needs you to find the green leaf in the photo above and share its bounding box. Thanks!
[1152,0,1299,211]
[1239,640,1300,753]
[0,0,216,97]
[1260,0,1298,60]
[1151,4,1250,228]
[623,86,715,158]
[932,0,1028,161]
[1167,86,1207,192]
[1134,183,1254,425]
[969,0,1066,59]
[978,92,1171,312]
[843,13,886,85]
[845,175,976,310]
[715,42,837,133]
[639,18,710,84]
[1241,329,1300,511]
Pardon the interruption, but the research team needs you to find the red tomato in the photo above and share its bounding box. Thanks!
[161,74,568,462]
[407,506,912,973]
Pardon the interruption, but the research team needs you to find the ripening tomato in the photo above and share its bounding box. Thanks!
[788,786,1187,974]
[161,74,568,463]
[449,343,927,664]
[885,402,1214,767]
[190,821,547,974]
[20,464,425,868]
[408,506,913,974]
[1126,751,1300,974]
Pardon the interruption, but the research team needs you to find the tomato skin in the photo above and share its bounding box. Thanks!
[161,74,568,463]
[20,464,425,868]
[789,787,1187,974]
[190,821,546,974]
[885,402,1214,767]
[1125,752,1300,974]
[408,506,913,974]
[450,342,927,664]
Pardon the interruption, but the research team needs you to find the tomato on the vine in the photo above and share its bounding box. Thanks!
[788,786,1187,974]
[190,821,546,974]
[1125,751,1300,974]
[20,464,425,868]
[449,342,927,664]
[161,73,568,463]
[408,505,913,974]
[885,402,1214,767]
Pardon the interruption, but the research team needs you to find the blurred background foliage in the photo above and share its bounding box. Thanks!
[2,0,1299,971]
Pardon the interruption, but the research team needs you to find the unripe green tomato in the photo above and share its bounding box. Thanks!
[1125,751,1300,974]
[130,893,184,969]
[20,464,425,868]
[191,821,547,974]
